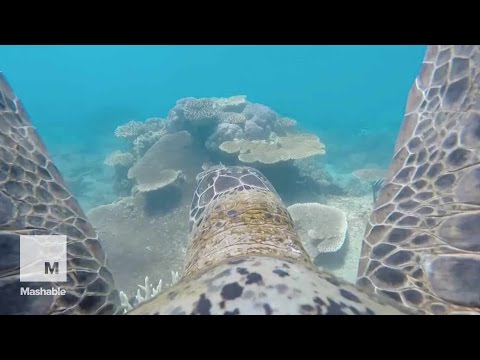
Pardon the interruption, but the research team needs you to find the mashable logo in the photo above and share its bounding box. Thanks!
[20,235,67,283]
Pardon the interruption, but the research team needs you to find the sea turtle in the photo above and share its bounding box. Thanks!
[0,44,479,315]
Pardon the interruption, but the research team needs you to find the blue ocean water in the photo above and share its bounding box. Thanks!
[0,45,426,208]
[0,45,425,147]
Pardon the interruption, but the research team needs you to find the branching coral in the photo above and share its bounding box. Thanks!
[104,150,135,168]
[218,112,247,125]
[114,118,166,156]
[119,271,180,313]
[166,96,249,132]
[132,128,168,156]
[219,133,326,164]
[143,117,165,131]
[114,120,146,140]
[115,118,164,140]
[182,98,221,125]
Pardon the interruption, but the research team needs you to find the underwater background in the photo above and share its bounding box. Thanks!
[0,45,426,155]
[0,45,427,297]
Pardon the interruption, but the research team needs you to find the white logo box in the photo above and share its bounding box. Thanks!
[20,235,67,283]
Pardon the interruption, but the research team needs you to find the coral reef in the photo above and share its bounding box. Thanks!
[132,170,184,216]
[182,98,221,124]
[128,130,206,187]
[274,117,298,135]
[115,118,164,139]
[216,95,248,112]
[288,203,348,257]
[205,123,243,152]
[322,195,374,283]
[282,195,374,285]
[219,133,325,164]
[166,96,248,130]
[106,96,321,202]
[165,97,220,132]
[106,117,170,197]
[240,103,278,140]
[134,169,183,193]
[218,112,247,125]
[104,150,135,168]
[132,128,167,156]
[126,131,206,215]
[242,102,277,127]
[114,120,147,140]
[164,95,303,150]
[104,150,136,196]
[111,96,308,170]
[244,119,269,140]
[114,117,167,158]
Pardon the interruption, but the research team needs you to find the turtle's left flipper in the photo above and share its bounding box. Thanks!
[0,73,120,314]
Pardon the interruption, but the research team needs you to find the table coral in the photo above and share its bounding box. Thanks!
[219,133,326,164]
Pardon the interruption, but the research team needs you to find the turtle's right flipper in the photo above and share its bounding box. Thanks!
[358,45,480,314]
